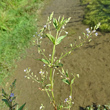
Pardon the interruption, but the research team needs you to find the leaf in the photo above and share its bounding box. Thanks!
[56,63,63,67]
[46,33,55,44]
[2,89,8,97]
[45,84,51,87]
[12,79,16,87]
[53,18,58,29]
[2,99,10,107]
[37,59,49,65]
[58,16,61,22]
[60,16,64,24]
[56,35,67,45]
[2,89,6,95]
[49,12,54,21]
[66,17,71,23]
[62,79,70,85]
[42,58,49,65]
[57,16,64,31]
[18,103,26,110]
[65,71,69,77]
[71,78,75,85]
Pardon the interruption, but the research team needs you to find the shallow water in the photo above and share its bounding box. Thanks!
[3,0,110,110]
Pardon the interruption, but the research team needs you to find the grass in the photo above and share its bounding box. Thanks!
[80,0,110,32]
[0,0,44,109]
[0,0,44,87]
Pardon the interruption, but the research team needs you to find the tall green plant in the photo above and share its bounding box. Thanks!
[24,12,100,110]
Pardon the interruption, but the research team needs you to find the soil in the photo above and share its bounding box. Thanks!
[2,0,110,110]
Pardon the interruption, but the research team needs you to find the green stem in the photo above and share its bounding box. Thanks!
[57,41,85,63]
[38,47,49,62]
[49,31,59,108]
[45,89,51,102]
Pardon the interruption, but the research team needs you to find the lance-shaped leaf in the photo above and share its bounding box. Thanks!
[46,33,55,44]
[18,103,26,110]
[53,18,58,29]
[62,79,70,85]
[10,79,16,91]
[37,58,49,65]
[65,71,69,78]
[56,35,67,45]
[71,78,75,85]
[49,12,54,21]
[2,99,10,107]
[2,89,8,98]
[57,16,65,31]
[12,79,16,86]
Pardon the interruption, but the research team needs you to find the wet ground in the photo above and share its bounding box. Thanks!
[2,0,110,109]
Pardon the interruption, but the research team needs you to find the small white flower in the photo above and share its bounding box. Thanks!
[66,32,68,34]
[86,28,89,31]
[64,98,68,102]
[24,69,27,72]
[40,106,43,109]
[49,54,51,56]
[33,35,35,37]
[69,95,72,99]
[95,33,98,36]
[39,71,42,74]
[40,37,42,39]
[43,64,45,66]
[44,25,47,28]
[62,26,65,29]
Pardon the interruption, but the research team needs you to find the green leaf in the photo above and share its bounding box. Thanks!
[56,35,67,45]
[12,79,16,86]
[62,79,70,85]
[2,99,10,107]
[49,12,54,20]
[60,16,64,24]
[2,89,8,97]
[41,58,49,65]
[56,63,63,67]
[57,16,65,31]
[18,103,26,110]
[45,84,51,87]
[2,89,6,95]
[66,17,71,23]
[65,71,69,77]
[58,16,61,22]
[71,78,75,85]
[53,18,58,29]
[46,33,55,44]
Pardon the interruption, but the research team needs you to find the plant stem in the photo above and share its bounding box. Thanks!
[49,31,59,108]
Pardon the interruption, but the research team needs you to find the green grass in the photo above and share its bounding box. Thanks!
[0,0,44,86]
[0,0,44,109]
[81,0,110,32]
